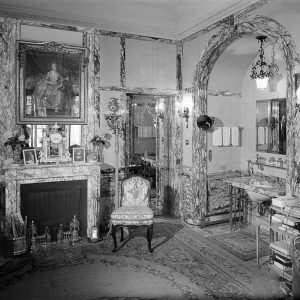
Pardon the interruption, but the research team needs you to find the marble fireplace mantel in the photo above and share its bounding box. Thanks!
[1,162,101,237]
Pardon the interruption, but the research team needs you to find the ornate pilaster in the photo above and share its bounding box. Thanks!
[120,37,126,87]
[176,41,183,90]
[81,30,98,145]
[0,18,20,146]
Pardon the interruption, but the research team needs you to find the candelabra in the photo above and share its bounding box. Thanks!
[178,107,189,128]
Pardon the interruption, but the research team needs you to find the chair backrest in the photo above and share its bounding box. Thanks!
[121,175,150,207]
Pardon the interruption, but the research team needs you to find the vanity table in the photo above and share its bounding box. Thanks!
[226,175,286,231]
[226,175,286,264]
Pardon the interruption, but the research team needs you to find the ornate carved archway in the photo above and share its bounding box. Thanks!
[187,15,300,224]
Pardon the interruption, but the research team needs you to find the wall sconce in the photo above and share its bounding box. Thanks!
[178,107,189,128]
[104,98,127,137]
[151,99,165,128]
[179,94,192,128]
[155,101,165,119]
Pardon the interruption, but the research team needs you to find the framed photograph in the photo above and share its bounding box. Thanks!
[73,147,85,163]
[23,149,38,165]
[16,40,88,124]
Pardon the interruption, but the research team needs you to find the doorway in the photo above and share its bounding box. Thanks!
[125,93,169,215]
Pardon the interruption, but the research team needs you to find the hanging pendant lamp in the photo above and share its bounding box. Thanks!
[250,36,273,90]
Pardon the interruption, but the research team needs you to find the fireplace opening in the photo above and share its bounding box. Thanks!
[21,180,87,241]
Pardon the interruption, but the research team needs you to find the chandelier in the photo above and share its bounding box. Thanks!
[250,36,273,90]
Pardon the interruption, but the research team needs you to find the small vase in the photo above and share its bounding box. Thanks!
[87,150,98,162]
[12,149,21,165]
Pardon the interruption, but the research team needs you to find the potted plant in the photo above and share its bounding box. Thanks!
[88,134,106,162]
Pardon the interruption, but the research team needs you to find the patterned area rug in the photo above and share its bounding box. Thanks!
[204,225,269,261]
[0,219,280,299]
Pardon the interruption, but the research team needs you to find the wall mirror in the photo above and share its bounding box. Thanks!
[256,98,286,154]
[126,94,157,177]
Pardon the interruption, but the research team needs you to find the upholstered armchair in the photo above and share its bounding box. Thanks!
[111,175,154,253]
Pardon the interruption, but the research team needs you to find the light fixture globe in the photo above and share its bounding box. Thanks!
[250,36,273,90]
[197,115,214,130]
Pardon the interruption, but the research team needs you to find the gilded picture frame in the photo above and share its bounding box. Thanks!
[16,40,88,124]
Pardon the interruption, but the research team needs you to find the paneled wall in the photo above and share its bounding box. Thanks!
[0,18,177,169]
[0,17,180,219]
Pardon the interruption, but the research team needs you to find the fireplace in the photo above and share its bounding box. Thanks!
[3,163,101,237]
[21,180,87,240]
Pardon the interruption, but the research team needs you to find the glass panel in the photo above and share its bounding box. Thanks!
[36,125,47,148]
[256,98,286,155]
[69,125,81,146]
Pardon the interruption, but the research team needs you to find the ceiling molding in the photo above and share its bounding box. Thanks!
[0,5,178,40]
[0,0,260,41]
[177,0,260,40]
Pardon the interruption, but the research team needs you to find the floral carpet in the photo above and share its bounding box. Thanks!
[0,218,281,299]
[201,223,270,261]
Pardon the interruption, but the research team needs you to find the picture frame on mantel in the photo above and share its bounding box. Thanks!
[73,147,85,163]
[16,40,88,124]
[23,149,38,166]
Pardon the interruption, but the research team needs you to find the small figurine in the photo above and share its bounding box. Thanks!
[70,215,80,244]
[45,226,51,244]
[57,224,64,243]
[29,220,37,252]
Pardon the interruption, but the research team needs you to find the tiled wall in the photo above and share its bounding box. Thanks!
[207,95,242,173]
[99,35,121,86]
[126,39,176,89]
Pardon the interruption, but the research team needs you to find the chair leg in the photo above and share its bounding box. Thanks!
[147,223,154,253]
[112,225,117,253]
[120,227,124,242]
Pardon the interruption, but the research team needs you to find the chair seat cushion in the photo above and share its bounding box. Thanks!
[111,206,154,226]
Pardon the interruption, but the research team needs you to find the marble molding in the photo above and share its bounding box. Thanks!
[0,18,20,147]
[176,41,183,90]
[120,37,126,87]
[81,30,100,146]
[184,87,241,97]
[93,33,101,130]
[182,0,273,43]
[98,85,178,95]
[156,97,168,215]
[188,15,300,224]
[3,163,101,237]
[165,95,182,217]
[95,29,177,45]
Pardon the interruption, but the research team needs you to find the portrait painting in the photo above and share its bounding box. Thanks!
[73,147,85,163]
[17,41,87,124]
[23,149,38,165]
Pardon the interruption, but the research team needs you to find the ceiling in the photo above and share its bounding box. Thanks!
[0,0,260,39]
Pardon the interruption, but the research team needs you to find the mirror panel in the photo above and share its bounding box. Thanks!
[256,98,286,154]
